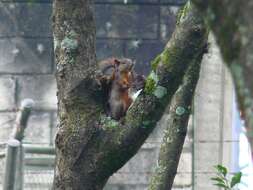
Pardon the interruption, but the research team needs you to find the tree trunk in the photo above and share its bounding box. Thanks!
[52,0,207,189]
[192,0,253,154]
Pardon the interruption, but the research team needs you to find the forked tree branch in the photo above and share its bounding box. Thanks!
[52,0,207,189]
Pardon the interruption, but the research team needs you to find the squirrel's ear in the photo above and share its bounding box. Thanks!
[114,58,121,66]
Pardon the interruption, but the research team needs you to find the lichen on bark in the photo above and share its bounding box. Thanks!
[148,48,205,190]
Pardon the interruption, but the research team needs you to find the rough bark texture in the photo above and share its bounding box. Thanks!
[192,0,253,152]
[148,49,205,190]
[52,0,207,189]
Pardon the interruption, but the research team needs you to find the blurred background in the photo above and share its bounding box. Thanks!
[0,0,252,190]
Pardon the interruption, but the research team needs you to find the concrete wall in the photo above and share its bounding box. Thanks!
[0,1,236,190]
[193,35,236,190]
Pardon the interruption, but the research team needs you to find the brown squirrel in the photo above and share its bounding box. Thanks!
[97,58,145,120]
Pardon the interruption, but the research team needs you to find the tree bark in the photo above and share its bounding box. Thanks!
[52,0,207,189]
[192,0,253,153]
[148,48,205,190]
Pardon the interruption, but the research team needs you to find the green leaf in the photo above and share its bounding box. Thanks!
[215,165,228,177]
[230,172,242,187]
[211,177,226,184]
[213,183,229,189]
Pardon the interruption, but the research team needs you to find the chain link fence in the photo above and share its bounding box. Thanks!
[0,142,55,190]
[23,170,54,190]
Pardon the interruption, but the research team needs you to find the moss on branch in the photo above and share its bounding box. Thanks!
[148,50,204,190]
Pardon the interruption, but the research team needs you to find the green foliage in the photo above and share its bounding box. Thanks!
[215,164,228,176]
[230,172,242,188]
[211,164,242,190]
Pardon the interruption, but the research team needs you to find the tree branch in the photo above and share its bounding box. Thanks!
[148,49,204,190]
[192,0,253,152]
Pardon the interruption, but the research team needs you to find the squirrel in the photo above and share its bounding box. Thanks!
[97,58,145,120]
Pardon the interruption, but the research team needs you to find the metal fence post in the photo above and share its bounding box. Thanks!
[3,139,20,190]
[15,145,24,190]
[12,99,34,141]
[13,99,34,190]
